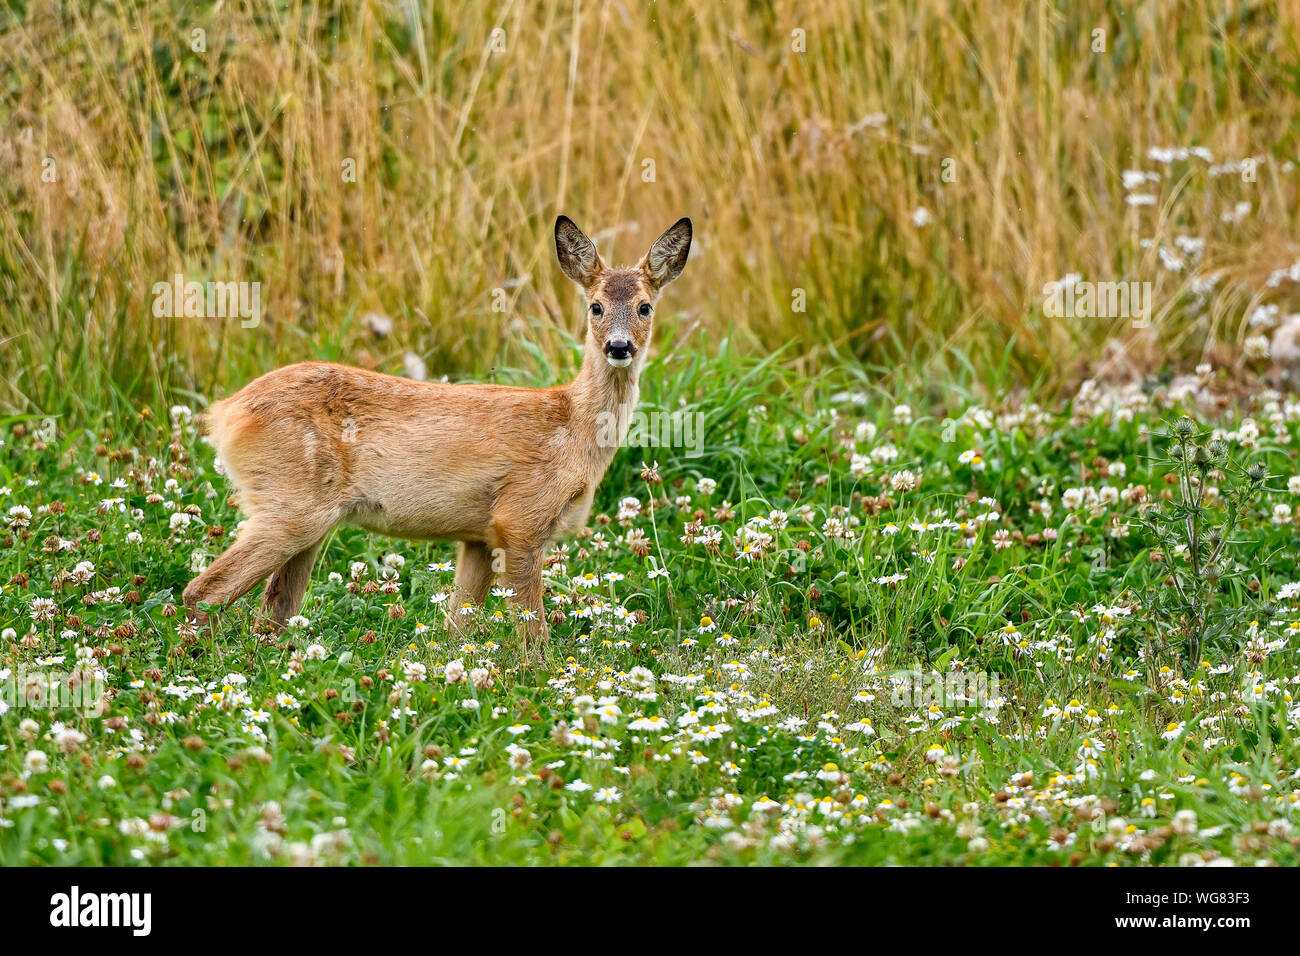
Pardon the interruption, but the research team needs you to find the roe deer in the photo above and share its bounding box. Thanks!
[183,215,693,652]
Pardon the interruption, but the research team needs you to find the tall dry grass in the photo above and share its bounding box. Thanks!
[1,0,1297,413]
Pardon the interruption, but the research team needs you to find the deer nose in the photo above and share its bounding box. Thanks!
[604,339,635,360]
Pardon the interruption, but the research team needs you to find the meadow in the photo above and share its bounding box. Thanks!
[2,360,1299,865]
[1,1,1299,867]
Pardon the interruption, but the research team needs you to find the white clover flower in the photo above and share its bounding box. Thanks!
[403,661,427,682]
[891,470,921,493]
[54,728,86,752]
[24,750,49,773]
[1243,334,1270,361]
[30,597,58,621]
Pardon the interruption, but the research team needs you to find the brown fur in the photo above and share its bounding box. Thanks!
[183,216,692,653]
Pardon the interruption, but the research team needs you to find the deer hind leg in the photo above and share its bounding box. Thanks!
[447,541,495,632]
[183,513,331,623]
[261,538,325,626]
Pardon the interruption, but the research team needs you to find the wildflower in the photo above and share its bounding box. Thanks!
[629,715,670,732]
[403,661,428,682]
[1243,335,1270,362]
[30,597,58,622]
[891,470,921,493]
[24,750,49,773]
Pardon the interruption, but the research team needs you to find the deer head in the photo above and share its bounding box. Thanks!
[555,216,693,370]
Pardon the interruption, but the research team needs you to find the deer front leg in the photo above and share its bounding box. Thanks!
[500,544,547,656]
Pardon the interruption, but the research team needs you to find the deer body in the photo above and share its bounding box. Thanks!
[183,216,692,649]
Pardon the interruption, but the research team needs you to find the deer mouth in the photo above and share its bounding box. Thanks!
[605,354,634,368]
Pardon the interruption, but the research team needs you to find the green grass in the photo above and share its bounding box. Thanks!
[1,351,1298,865]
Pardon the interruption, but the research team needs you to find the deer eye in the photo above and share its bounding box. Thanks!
[590,303,603,317]
[638,302,652,317]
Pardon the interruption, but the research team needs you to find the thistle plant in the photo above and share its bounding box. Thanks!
[1139,416,1268,672]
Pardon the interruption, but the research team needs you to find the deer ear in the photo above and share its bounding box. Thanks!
[555,216,605,288]
[639,217,692,290]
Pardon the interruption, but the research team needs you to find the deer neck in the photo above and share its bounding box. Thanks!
[568,343,641,462]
